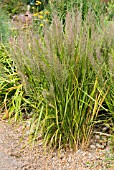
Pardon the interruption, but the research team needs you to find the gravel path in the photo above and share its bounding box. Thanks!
[0,119,114,170]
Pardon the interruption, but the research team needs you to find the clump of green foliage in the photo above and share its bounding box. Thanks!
[0,44,24,121]
[0,0,27,17]
[9,7,114,149]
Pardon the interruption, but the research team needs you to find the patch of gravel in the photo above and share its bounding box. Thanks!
[0,119,114,170]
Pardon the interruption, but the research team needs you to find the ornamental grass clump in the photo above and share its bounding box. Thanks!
[9,10,114,150]
[0,44,24,121]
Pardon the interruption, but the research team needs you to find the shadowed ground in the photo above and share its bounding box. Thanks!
[0,120,114,170]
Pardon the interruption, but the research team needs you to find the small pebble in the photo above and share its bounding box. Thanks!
[89,144,96,150]
[102,126,109,132]
[95,135,100,140]
[96,143,104,149]
[67,156,72,163]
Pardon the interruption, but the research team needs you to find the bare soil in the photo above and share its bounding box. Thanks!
[0,119,114,170]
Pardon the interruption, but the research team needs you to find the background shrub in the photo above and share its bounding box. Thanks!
[0,0,27,17]
[0,9,11,44]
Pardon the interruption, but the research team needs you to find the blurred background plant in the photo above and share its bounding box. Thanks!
[0,0,29,17]
[105,0,114,20]
[0,9,11,44]
[44,0,112,23]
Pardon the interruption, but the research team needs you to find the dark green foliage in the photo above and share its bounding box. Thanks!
[0,0,27,17]
[0,9,11,44]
